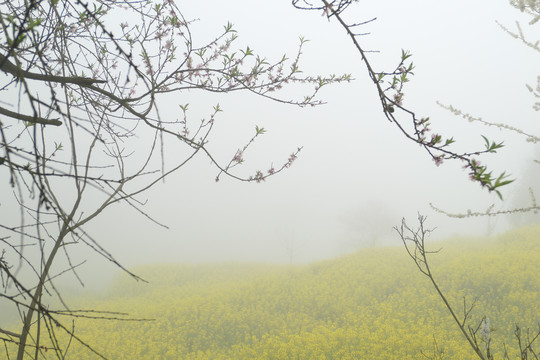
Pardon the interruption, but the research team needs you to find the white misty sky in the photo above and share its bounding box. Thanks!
[1,0,539,285]
[86,0,537,265]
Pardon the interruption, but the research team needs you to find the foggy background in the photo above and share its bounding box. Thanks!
[2,0,539,291]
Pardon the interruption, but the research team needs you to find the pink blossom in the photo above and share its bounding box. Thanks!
[233,150,243,163]
[393,93,403,106]
[254,171,265,183]
[285,153,297,168]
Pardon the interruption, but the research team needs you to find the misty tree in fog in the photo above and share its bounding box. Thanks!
[0,1,349,358]
[339,201,397,249]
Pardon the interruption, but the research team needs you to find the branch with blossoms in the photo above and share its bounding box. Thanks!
[215,124,303,183]
[1,1,352,358]
[0,0,352,196]
[56,0,350,185]
[427,1,540,218]
[293,0,514,199]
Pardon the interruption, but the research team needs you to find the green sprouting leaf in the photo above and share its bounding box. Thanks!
[229,66,239,77]
[255,56,269,67]
[224,22,235,33]
[255,125,266,135]
[179,104,189,112]
[28,18,42,30]
[491,141,504,152]
[8,33,26,47]
[401,49,411,61]
[481,135,504,152]
[494,172,514,188]
[196,48,206,58]
[241,46,253,57]
[93,3,105,16]
[224,53,236,62]
[481,135,490,150]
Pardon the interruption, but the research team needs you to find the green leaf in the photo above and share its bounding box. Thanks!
[224,22,235,33]
[481,135,490,150]
[241,46,253,56]
[444,137,455,146]
[401,49,411,61]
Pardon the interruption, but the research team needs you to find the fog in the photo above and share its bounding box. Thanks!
[2,0,540,291]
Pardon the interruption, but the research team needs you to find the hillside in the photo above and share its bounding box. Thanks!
[7,225,540,359]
